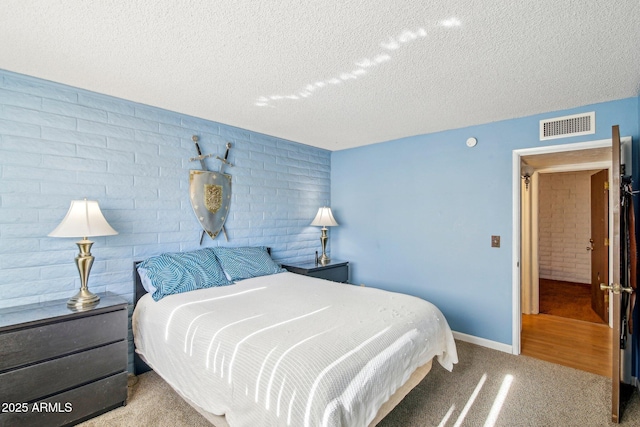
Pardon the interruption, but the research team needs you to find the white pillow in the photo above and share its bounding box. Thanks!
[137,266,157,294]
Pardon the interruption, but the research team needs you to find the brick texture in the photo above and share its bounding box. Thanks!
[0,70,331,371]
[538,170,596,284]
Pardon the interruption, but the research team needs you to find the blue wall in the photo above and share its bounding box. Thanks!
[1,68,637,357]
[331,97,640,346]
[0,70,331,370]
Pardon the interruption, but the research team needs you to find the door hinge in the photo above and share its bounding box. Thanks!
[604,238,609,246]
[604,181,609,190]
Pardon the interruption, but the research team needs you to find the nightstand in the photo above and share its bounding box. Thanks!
[281,260,349,283]
[0,293,128,427]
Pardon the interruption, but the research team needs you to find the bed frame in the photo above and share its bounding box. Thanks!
[133,260,152,375]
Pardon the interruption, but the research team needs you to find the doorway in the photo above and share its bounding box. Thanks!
[535,169,608,325]
[520,165,612,375]
[512,139,617,357]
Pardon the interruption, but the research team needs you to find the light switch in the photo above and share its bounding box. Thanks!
[491,235,500,248]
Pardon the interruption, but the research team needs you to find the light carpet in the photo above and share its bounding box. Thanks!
[79,341,640,427]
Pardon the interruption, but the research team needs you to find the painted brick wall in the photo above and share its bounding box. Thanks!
[0,70,331,371]
[538,171,593,284]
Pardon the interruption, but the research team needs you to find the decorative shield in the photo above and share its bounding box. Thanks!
[189,170,232,239]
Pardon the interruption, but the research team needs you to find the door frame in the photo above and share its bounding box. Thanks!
[512,138,623,355]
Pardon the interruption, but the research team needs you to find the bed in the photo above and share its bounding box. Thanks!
[132,247,457,427]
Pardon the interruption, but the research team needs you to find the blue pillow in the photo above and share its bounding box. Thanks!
[213,246,286,281]
[137,248,231,301]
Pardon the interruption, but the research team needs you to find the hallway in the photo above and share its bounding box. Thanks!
[538,278,606,324]
[521,313,611,377]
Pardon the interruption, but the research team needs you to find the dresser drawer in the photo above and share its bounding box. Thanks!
[306,265,349,282]
[0,308,126,371]
[0,371,128,427]
[0,340,127,403]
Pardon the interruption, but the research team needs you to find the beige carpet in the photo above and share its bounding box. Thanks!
[80,341,640,427]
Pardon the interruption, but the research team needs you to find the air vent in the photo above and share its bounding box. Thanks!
[540,112,595,141]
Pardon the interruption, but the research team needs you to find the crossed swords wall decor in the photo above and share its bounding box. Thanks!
[188,135,233,244]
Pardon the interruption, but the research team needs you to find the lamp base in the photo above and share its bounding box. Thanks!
[67,288,100,311]
[67,239,99,311]
[318,227,331,265]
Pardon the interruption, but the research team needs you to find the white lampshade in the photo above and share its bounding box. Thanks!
[310,207,338,227]
[49,199,118,238]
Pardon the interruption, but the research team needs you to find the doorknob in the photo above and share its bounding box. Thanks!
[600,283,633,294]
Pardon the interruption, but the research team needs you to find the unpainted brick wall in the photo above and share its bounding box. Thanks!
[538,170,596,284]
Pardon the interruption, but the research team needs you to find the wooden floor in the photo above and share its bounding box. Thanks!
[521,314,612,377]
[539,279,606,324]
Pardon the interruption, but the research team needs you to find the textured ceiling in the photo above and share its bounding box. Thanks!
[1,1,639,151]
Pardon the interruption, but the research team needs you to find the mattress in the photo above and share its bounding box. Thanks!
[133,272,457,427]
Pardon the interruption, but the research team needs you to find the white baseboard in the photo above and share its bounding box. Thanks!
[452,331,513,354]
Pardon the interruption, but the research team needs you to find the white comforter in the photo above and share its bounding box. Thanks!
[133,272,457,427]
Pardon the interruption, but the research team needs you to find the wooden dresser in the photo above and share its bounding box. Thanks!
[0,293,128,426]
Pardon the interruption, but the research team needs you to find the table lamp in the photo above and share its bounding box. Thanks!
[48,199,118,310]
[310,206,338,265]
